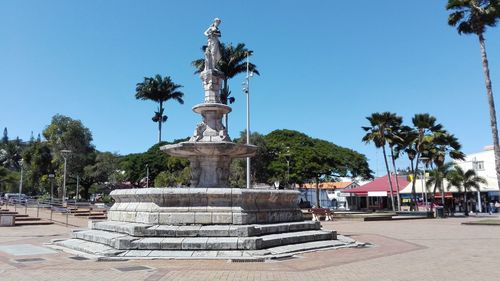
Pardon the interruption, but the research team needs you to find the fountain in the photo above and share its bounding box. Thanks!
[52,19,358,259]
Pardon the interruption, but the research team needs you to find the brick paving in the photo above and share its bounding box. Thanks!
[0,211,499,281]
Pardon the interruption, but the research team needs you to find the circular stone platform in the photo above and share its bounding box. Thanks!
[108,188,303,225]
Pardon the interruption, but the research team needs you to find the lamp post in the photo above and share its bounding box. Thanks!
[60,150,72,205]
[284,147,291,189]
[146,164,149,188]
[242,51,254,189]
[76,175,79,203]
[419,157,429,210]
[18,159,24,204]
[48,173,55,204]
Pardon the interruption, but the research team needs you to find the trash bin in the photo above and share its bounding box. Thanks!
[435,206,445,218]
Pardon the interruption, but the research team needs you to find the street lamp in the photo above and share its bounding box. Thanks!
[60,149,72,205]
[284,147,291,189]
[419,157,430,210]
[18,159,24,204]
[48,173,55,204]
[146,164,149,188]
[242,51,254,189]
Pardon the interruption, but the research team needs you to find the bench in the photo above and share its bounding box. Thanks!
[309,208,334,221]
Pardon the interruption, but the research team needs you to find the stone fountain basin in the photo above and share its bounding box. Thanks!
[108,188,303,225]
[161,141,257,158]
[192,103,231,114]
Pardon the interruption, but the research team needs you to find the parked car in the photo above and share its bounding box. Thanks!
[4,193,27,204]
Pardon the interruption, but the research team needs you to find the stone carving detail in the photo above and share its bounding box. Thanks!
[204,18,222,72]
[161,18,257,188]
[190,159,201,187]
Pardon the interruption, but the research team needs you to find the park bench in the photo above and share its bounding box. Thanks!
[309,208,334,221]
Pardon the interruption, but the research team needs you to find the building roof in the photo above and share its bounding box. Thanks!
[300,182,354,190]
[342,175,409,195]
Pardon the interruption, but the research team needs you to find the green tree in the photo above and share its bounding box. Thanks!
[446,165,487,215]
[384,114,405,210]
[135,75,184,144]
[0,166,18,192]
[265,130,372,206]
[43,114,96,198]
[0,140,23,170]
[154,167,190,187]
[81,151,122,199]
[426,162,455,207]
[231,131,271,187]
[447,0,500,189]
[21,140,53,195]
[120,139,189,187]
[192,43,259,129]
[2,127,8,145]
[362,112,401,211]
[407,114,444,210]
[426,131,465,205]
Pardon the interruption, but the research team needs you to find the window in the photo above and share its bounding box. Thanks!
[473,161,485,171]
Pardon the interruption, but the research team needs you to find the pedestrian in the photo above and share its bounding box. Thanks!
[489,201,494,215]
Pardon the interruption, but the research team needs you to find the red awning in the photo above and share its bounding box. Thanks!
[434,192,453,199]
[342,175,409,195]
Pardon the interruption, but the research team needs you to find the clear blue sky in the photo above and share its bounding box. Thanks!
[1,0,499,176]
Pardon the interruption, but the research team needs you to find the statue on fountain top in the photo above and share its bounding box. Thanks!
[204,18,222,72]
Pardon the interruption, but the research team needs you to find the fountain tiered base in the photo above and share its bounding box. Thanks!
[51,19,356,260]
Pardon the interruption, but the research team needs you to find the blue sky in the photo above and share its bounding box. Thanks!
[1,0,499,176]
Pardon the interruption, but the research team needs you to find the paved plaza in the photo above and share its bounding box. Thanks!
[0,214,499,281]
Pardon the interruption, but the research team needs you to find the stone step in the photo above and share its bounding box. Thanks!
[15,220,54,226]
[90,220,321,237]
[72,228,335,251]
[88,216,107,220]
[53,235,355,259]
[54,238,124,256]
[261,230,335,248]
[72,230,132,249]
[15,216,41,221]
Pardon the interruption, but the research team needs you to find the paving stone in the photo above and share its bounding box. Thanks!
[191,251,219,257]
[123,250,152,257]
[216,251,243,257]
[147,250,194,257]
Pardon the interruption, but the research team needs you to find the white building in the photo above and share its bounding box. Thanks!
[454,146,500,201]
[298,182,359,209]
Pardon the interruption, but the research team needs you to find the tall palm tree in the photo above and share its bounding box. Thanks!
[447,0,500,189]
[426,162,455,208]
[386,115,404,211]
[362,112,400,211]
[135,75,184,143]
[426,131,465,206]
[446,165,487,215]
[408,114,444,209]
[192,43,259,129]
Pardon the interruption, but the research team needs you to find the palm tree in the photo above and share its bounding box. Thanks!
[362,112,401,211]
[426,131,465,206]
[426,162,455,209]
[394,125,419,209]
[135,75,184,143]
[386,115,404,211]
[409,114,444,209]
[447,165,487,215]
[192,43,259,129]
[447,0,500,189]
